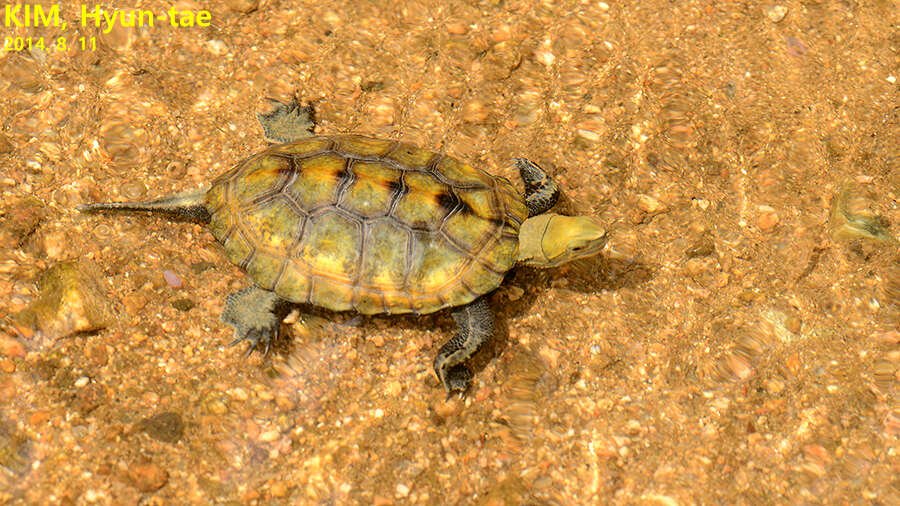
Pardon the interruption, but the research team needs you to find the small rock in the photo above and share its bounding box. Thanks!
[873,330,900,344]
[127,461,169,492]
[0,133,12,154]
[685,236,716,259]
[0,359,15,373]
[636,194,665,214]
[74,383,106,415]
[202,391,229,415]
[506,286,525,301]
[461,100,490,124]
[785,315,802,335]
[139,412,184,443]
[163,270,183,288]
[0,332,26,358]
[758,206,779,230]
[446,22,468,35]
[225,0,259,13]
[259,430,279,442]
[269,481,290,498]
[764,5,788,23]
[86,342,109,366]
[29,411,50,425]
[171,298,194,311]
[0,197,46,247]
[14,261,114,340]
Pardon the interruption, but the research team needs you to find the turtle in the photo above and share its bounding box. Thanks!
[79,98,608,395]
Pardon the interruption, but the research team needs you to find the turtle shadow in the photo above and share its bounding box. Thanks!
[462,254,655,379]
[265,253,653,394]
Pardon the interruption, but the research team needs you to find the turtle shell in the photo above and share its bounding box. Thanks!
[204,135,529,315]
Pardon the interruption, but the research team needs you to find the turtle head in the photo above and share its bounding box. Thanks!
[517,213,608,267]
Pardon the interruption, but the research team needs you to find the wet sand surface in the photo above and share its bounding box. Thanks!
[1,1,898,504]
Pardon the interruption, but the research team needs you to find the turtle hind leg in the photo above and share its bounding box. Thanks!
[433,297,494,396]
[257,97,317,144]
[221,285,291,356]
[515,158,560,217]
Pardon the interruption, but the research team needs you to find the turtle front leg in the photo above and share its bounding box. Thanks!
[514,158,560,217]
[257,97,316,144]
[433,297,494,395]
[221,285,290,356]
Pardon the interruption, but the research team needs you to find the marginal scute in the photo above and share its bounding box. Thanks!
[434,156,494,187]
[310,276,355,311]
[464,262,505,295]
[457,187,498,220]
[388,142,437,168]
[274,261,311,303]
[207,202,235,242]
[204,179,228,213]
[333,135,395,157]
[477,234,518,273]
[353,288,386,314]
[267,137,331,156]
[205,134,528,315]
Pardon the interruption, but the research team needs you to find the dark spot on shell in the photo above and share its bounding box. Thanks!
[388,180,407,199]
[436,191,460,212]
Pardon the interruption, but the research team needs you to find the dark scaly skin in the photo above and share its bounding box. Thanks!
[515,158,560,217]
[433,297,493,397]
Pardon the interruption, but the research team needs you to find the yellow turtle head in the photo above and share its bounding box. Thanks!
[517,213,608,267]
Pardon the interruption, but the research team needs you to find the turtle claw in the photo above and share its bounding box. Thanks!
[228,323,276,358]
[441,364,473,398]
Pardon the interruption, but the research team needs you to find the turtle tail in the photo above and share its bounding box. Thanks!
[78,188,211,224]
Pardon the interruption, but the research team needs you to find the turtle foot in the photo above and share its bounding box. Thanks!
[433,297,493,394]
[221,286,287,357]
[257,96,316,144]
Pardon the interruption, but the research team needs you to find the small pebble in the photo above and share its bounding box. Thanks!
[785,315,802,334]
[0,333,26,358]
[764,5,788,23]
[873,330,900,344]
[446,22,468,35]
[163,270,183,288]
[0,133,13,154]
[269,480,289,498]
[636,194,665,214]
[225,0,259,13]
[506,286,525,301]
[0,359,15,373]
[758,206,779,230]
[127,462,169,492]
[259,430,280,442]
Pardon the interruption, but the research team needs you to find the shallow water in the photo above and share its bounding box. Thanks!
[1,0,897,503]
